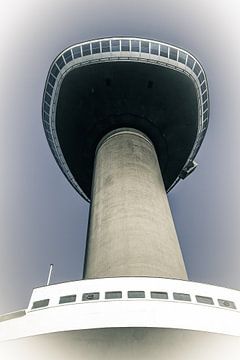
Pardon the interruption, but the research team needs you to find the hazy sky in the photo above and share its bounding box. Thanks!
[1,0,240,314]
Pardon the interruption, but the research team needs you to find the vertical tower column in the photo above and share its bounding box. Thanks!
[84,128,187,280]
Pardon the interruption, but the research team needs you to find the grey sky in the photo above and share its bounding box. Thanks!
[1,0,240,314]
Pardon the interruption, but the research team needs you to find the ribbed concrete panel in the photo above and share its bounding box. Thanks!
[84,128,187,279]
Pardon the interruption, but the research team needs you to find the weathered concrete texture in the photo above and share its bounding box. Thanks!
[84,128,187,279]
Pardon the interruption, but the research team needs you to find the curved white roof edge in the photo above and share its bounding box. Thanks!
[1,277,239,341]
[42,37,209,201]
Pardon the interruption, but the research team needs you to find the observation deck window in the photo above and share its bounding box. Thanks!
[128,291,145,298]
[111,40,120,52]
[194,62,201,76]
[196,295,214,305]
[218,299,236,309]
[72,46,81,59]
[92,42,100,54]
[150,43,159,55]
[160,45,168,58]
[101,40,110,53]
[105,291,122,299]
[63,50,72,63]
[59,295,76,304]
[82,44,91,56]
[141,41,149,53]
[49,74,56,87]
[51,64,60,77]
[173,293,191,302]
[56,56,65,69]
[82,292,100,301]
[151,291,168,299]
[131,40,140,52]
[178,51,187,64]
[121,39,130,51]
[169,47,178,60]
[32,299,49,309]
[198,72,204,84]
[186,55,195,69]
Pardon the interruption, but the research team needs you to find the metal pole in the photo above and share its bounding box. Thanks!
[47,264,53,286]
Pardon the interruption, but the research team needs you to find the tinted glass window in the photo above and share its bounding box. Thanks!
[173,293,191,301]
[121,39,130,51]
[51,64,60,77]
[218,299,236,309]
[101,40,110,52]
[131,40,139,52]
[141,41,149,53]
[128,291,145,298]
[203,101,208,112]
[169,47,178,60]
[201,82,207,93]
[44,102,50,114]
[59,295,76,304]
[43,112,49,122]
[150,43,159,55]
[111,40,120,51]
[46,84,53,95]
[196,295,214,305]
[72,46,81,58]
[63,50,72,63]
[151,291,168,299]
[82,292,100,301]
[92,42,100,54]
[194,62,201,76]
[178,51,187,64]
[32,299,49,309]
[203,110,208,121]
[45,93,51,105]
[56,56,65,69]
[43,120,51,132]
[198,72,204,84]
[105,291,122,299]
[160,45,168,58]
[49,74,56,87]
[202,92,208,103]
[82,44,91,56]
[187,56,195,69]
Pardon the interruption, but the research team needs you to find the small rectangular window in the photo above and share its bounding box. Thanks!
[141,41,149,53]
[150,43,159,55]
[201,82,207,93]
[198,72,204,84]
[59,295,76,304]
[202,92,208,103]
[160,45,168,58]
[111,40,120,52]
[194,62,201,76]
[49,74,56,87]
[51,64,60,77]
[44,102,50,114]
[128,291,145,298]
[178,51,187,64]
[32,299,49,309]
[173,292,191,302]
[45,93,51,105]
[46,84,53,95]
[203,110,208,120]
[72,46,81,58]
[101,40,110,53]
[203,101,208,112]
[82,44,91,56]
[105,291,122,299]
[63,50,72,63]
[186,56,195,69]
[218,299,236,309]
[131,40,140,52]
[169,47,178,60]
[92,42,100,54]
[151,291,168,299]
[56,56,65,69]
[121,39,130,51]
[82,292,100,301]
[196,295,214,305]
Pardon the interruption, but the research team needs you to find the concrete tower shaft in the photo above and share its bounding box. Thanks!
[84,128,187,279]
